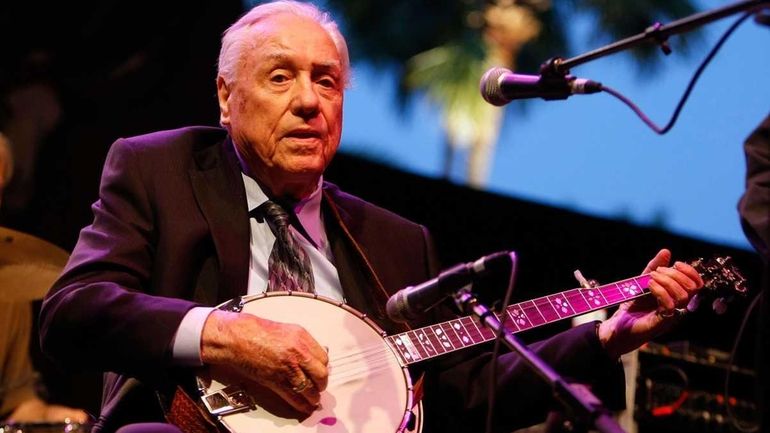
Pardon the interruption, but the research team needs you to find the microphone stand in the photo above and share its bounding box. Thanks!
[454,290,625,433]
[539,0,770,78]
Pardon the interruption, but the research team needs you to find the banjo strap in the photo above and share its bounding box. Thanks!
[166,385,224,433]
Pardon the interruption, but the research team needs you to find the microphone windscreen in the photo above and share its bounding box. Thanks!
[480,67,512,106]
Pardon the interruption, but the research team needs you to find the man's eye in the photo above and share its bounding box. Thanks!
[270,74,289,83]
[318,77,338,89]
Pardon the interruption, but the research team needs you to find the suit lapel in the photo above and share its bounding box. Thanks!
[322,190,369,310]
[189,137,250,303]
[322,184,410,334]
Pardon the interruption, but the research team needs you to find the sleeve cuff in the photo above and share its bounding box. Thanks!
[171,306,215,367]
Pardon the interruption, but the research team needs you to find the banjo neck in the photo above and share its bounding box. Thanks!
[386,274,653,366]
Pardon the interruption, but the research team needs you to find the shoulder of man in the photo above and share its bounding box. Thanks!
[97,125,235,193]
[111,125,226,152]
[321,181,425,231]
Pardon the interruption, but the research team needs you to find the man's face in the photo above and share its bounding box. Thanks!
[218,13,344,198]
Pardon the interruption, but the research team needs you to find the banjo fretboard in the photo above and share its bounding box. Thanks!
[386,274,653,365]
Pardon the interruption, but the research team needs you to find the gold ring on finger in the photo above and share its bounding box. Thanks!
[657,308,687,319]
[291,378,310,393]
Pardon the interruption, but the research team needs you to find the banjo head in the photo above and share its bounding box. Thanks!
[198,292,421,433]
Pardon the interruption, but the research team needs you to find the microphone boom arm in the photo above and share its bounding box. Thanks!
[545,0,770,76]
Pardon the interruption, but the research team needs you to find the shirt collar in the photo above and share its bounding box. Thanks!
[233,138,326,248]
[241,173,325,248]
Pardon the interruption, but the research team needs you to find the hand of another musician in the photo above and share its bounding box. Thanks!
[8,397,90,424]
[597,248,703,360]
[200,310,329,414]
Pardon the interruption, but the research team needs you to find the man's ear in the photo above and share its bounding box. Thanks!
[216,76,231,127]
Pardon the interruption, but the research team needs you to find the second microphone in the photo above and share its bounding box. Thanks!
[386,251,514,323]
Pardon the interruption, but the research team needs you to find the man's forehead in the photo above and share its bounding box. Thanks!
[260,51,341,70]
[246,15,340,63]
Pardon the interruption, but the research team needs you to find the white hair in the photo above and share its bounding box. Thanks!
[218,1,350,87]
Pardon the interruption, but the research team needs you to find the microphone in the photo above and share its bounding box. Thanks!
[480,67,602,106]
[386,251,512,323]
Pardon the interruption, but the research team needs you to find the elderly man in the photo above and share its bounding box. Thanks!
[39,2,703,433]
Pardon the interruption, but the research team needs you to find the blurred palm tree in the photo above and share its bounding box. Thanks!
[325,0,699,186]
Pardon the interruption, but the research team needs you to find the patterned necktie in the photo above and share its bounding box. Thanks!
[258,200,315,292]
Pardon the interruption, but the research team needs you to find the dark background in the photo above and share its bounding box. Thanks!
[0,0,763,426]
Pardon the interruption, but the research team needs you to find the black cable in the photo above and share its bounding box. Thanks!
[601,10,759,135]
[485,254,518,433]
[724,291,762,433]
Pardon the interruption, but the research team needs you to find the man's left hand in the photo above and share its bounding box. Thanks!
[598,248,703,359]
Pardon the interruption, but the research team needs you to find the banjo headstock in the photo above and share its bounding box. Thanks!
[690,256,748,314]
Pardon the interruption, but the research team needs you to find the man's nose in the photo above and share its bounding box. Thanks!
[291,77,320,118]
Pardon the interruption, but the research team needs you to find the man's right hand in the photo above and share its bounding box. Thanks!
[200,310,329,414]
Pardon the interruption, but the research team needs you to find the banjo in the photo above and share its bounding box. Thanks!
[195,256,746,433]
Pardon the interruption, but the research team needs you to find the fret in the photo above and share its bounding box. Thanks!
[634,275,653,294]
[423,326,448,355]
[431,324,456,352]
[518,301,545,327]
[564,289,591,314]
[389,334,422,363]
[402,333,423,361]
[408,330,432,359]
[385,335,400,361]
[546,292,577,318]
[501,308,519,331]
[414,328,438,358]
[460,316,485,343]
[617,277,645,299]
[581,287,609,308]
[576,288,592,310]
[469,316,496,340]
[441,322,465,348]
[385,336,406,364]
[506,304,533,330]
[534,297,561,322]
[596,285,611,304]
[449,319,473,346]
[599,283,626,304]
[521,300,546,326]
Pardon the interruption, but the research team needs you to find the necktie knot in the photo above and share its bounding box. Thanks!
[260,200,292,235]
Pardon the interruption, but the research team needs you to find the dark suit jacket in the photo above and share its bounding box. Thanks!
[40,126,623,433]
[739,113,770,261]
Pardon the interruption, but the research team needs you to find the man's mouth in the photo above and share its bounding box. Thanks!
[286,129,322,139]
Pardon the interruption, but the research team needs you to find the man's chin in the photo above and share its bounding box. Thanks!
[280,155,329,176]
